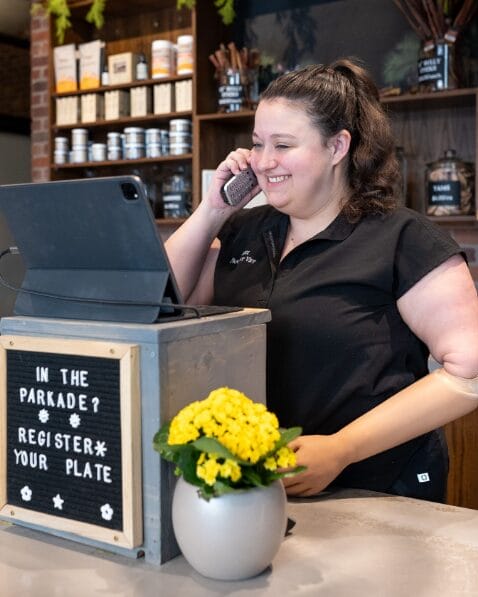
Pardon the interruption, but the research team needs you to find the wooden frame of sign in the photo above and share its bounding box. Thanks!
[0,335,142,549]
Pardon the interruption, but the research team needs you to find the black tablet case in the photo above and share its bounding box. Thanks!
[0,175,183,323]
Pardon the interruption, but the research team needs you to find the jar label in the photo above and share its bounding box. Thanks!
[428,181,460,206]
[418,43,451,90]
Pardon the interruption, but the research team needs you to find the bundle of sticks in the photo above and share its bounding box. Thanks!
[208,42,261,80]
[393,0,477,42]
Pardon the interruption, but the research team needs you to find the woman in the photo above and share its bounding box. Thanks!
[166,58,478,502]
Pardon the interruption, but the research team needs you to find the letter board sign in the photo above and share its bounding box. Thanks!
[0,336,142,549]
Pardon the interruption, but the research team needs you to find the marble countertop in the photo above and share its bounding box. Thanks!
[1,489,477,596]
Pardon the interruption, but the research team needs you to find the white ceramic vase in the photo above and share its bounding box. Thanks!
[172,477,287,581]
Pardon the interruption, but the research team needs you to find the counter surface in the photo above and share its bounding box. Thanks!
[2,489,477,596]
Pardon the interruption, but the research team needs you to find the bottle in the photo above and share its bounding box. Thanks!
[101,64,109,86]
[136,53,148,80]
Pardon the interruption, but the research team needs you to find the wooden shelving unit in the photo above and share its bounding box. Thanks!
[47,3,477,223]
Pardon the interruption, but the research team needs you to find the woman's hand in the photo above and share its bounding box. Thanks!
[205,147,261,210]
[282,434,350,497]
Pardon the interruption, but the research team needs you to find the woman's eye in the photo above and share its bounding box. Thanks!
[251,142,262,149]
[276,144,289,149]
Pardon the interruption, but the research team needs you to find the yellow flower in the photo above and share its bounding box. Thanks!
[196,453,221,486]
[167,387,281,463]
[276,446,297,468]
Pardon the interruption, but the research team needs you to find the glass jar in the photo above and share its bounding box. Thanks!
[426,149,474,216]
[161,168,192,218]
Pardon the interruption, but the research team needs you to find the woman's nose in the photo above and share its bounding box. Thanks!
[254,150,278,172]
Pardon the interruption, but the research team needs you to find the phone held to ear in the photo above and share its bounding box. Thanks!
[220,167,258,206]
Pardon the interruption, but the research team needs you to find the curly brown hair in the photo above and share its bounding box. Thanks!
[260,58,400,220]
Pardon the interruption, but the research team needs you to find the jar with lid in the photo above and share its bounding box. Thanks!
[151,39,174,79]
[161,167,192,218]
[426,149,474,216]
[176,34,193,75]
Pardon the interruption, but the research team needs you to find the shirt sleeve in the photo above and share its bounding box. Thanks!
[393,209,466,298]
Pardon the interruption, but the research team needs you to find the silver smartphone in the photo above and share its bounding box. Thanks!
[220,167,258,206]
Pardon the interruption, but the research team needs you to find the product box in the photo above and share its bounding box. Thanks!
[104,90,130,120]
[53,44,78,93]
[130,86,152,117]
[79,40,104,90]
[80,93,104,123]
[174,79,192,112]
[108,52,137,85]
[55,96,79,125]
[153,83,174,114]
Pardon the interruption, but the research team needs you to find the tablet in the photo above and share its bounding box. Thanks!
[0,175,240,323]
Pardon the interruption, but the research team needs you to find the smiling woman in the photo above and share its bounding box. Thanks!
[165,56,478,504]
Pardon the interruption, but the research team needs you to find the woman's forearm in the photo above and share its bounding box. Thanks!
[335,369,478,468]
[164,202,229,302]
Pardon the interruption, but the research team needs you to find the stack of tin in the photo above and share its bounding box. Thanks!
[107,132,123,160]
[145,128,170,157]
[71,128,88,163]
[169,119,192,155]
[124,127,145,159]
[53,136,69,165]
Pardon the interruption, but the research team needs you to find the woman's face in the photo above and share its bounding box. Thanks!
[250,98,347,218]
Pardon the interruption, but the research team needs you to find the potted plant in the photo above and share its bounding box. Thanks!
[153,386,304,580]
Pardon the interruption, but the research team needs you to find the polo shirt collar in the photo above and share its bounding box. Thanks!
[267,208,357,243]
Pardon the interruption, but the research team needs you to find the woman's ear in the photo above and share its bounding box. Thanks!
[329,129,351,165]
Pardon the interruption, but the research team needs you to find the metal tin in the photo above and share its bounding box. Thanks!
[107,147,122,161]
[124,127,145,145]
[107,132,122,147]
[169,142,191,155]
[146,143,162,158]
[54,136,69,151]
[53,150,68,164]
[91,143,107,162]
[169,119,192,133]
[124,143,145,159]
[71,128,88,147]
[70,147,88,163]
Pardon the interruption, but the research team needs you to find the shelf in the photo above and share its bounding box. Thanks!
[51,154,192,170]
[197,110,256,122]
[53,111,193,131]
[52,75,192,98]
[381,87,477,110]
[428,215,478,226]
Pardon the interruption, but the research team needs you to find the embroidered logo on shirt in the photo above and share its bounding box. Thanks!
[229,250,257,265]
[417,472,430,483]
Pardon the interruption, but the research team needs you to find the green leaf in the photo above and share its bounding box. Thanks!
[241,466,266,487]
[192,436,248,464]
[86,0,106,30]
[177,0,196,10]
[215,0,235,25]
[273,426,302,451]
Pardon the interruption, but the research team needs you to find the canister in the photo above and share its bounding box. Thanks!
[152,39,174,79]
[169,118,192,133]
[91,143,107,162]
[426,148,474,216]
[71,128,88,147]
[124,143,145,159]
[176,34,193,75]
[124,127,145,145]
